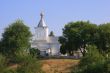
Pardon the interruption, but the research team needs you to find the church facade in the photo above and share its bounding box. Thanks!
[31,13,60,56]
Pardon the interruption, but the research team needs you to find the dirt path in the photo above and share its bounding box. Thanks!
[41,59,79,73]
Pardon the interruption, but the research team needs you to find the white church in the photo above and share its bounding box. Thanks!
[31,12,60,56]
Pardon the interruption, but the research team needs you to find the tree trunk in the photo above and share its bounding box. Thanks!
[79,48,86,56]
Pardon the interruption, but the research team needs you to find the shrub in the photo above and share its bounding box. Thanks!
[17,55,41,73]
[5,51,43,73]
[72,45,107,73]
[105,57,110,73]
[0,54,16,73]
[0,54,7,72]
[29,48,40,58]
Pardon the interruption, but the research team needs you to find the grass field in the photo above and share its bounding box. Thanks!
[41,59,79,73]
[9,59,79,73]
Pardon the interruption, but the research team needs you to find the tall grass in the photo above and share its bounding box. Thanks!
[16,54,42,73]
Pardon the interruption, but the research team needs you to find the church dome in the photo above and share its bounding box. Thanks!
[37,12,47,27]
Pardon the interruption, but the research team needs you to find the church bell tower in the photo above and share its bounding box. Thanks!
[35,12,49,41]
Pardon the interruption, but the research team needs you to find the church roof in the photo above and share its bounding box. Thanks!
[37,12,47,27]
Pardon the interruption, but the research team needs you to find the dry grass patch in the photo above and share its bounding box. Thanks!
[41,59,79,73]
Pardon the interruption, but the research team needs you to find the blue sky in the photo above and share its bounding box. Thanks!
[0,0,110,38]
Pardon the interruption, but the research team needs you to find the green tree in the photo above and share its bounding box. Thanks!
[49,31,55,36]
[60,44,67,55]
[59,36,67,55]
[59,21,97,56]
[96,23,110,54]
[0,20,32,56]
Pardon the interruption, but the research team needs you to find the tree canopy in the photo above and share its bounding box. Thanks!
[59,21,110,56]
[96,23,110,53]
[0,20,32,56]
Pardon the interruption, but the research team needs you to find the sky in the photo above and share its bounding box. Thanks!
[0,0,110,38]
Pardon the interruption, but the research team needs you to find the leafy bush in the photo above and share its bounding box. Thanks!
[105,57,110,73]
[4,51,43,73]
[0,54,16,73]
[14,51,30,63]
[29,48,40,58]
[0,54,7,72]
[16,55,42,73]
[72,45,108,73]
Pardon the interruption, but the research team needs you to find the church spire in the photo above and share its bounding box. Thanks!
[37,12,47,27]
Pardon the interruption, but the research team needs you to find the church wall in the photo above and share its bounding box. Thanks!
[48,36,59,43]
[31,41,60,56]
[49,43,60,56]
[35,27,48,41]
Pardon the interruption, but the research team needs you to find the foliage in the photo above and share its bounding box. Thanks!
[0,54,7,72]
[29,48,40,58]
[16,54,42,73]
[96,23,110,54]
[60,44,66,55]
[72,45,109,73]
[59,21,110,56]
[49,31,55,36]
[0,54,16,73]
[59,21,97,56]
[6,51,43,73]
[0,20,32,56]
[13,50,30,63]
[105,58,110,73]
